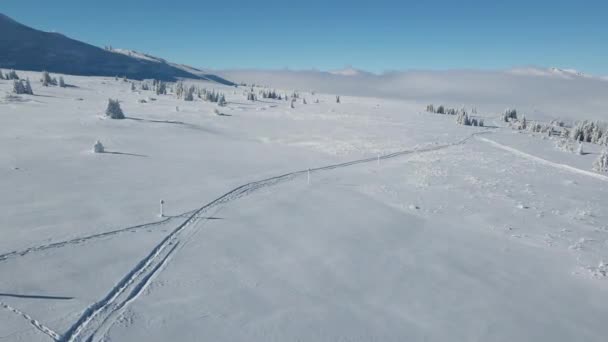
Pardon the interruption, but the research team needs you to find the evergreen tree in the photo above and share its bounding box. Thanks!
[218,94,227,107]
[24,78,33,95]
[184,86,195,101]
[59,77,66,88]
[593,150,608,173]
[41,71,51,86]
[12,79,25,94]
[8,70,19,80]
[156,81,167,95]
[105,99,125,119]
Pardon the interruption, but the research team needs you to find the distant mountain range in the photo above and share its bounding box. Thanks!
[0,13,234,84]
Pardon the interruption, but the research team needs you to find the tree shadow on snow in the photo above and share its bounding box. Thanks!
[125,116,219,134]
[126,117,186,125]
[102,150,148,158]
[0,292,74,300]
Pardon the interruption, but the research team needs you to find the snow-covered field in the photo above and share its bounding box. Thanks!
[1,70,607,341]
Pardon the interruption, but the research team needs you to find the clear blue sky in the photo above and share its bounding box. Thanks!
[2,0,607,74]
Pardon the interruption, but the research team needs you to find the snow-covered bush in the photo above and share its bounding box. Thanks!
[290,99,296,109]
[247,92,256,101]
[555,139,576,153]
[93,140,105,153]
[593,150,608,173]
[577,143,584,155]
[302,98,307,105]
[0,70,4,80]
[105,99,125,119]
[59,76,66,88]
[336,95,341,103]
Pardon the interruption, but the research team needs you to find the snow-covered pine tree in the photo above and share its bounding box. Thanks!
[184,86,195,101]
[336,95,341,103]
[436,105,445,114]
[59,77,66,88]
[156,81,167,95]
[24,78,33,95]
[290,99,296,109]
[8,70,19,80]
[175,82,184,99]
[218,94,227,107]
[41,71,51,86]
[0,70,4,80]
[593,150,608,173]
[105,99,125,119]
[458,111,471,126]
[601,128,608,146]
[426,104,435,113]
[302,98,307,105]
[502,108,517,122]
[12,79,25,94]
[577,143,584,155]
[520,116,527,130]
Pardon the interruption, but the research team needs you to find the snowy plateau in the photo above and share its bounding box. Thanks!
[1,66,608,342]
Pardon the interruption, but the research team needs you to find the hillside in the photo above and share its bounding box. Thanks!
[0,13,234,84]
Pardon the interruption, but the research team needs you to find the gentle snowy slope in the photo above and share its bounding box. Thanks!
[1,70,607,342]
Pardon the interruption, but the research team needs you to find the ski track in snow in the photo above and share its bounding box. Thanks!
[477,136,608,182]
[0,301,62,341]
[0,212,196,263]
[58,131,488,342]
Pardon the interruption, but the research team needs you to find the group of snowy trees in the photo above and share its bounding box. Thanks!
[12,79,34,95]
[426,104,483,127]
[456,110,484,127]
[40,71,66,88]
[426,104,459,115]
[261,90,283,100]
[501,108,518,122]
[571,120,607,145]
[504,109,608,173]
[1,69,20,80]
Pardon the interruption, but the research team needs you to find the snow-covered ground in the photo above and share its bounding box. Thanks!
[1,70,607,341]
